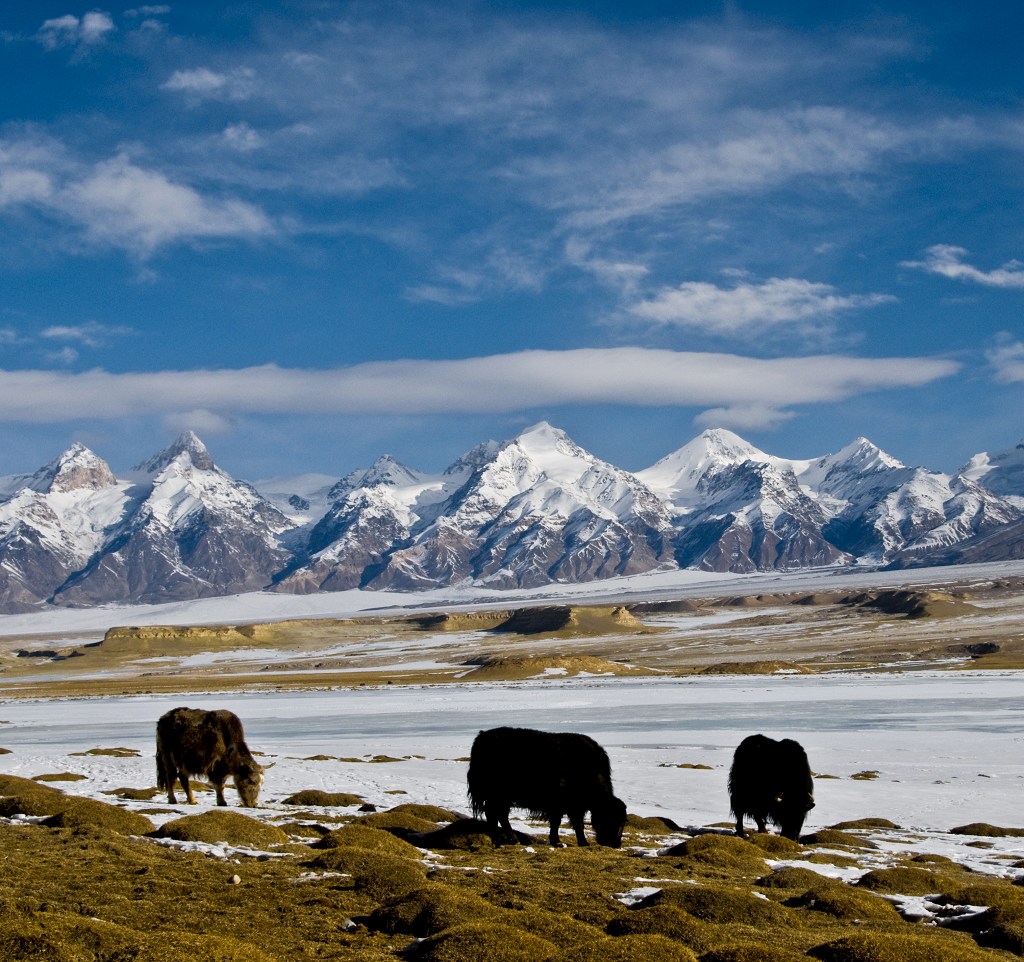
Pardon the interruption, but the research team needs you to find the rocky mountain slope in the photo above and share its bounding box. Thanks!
[0,424,1022,611]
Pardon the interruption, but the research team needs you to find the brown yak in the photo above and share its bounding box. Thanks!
[156,707,263,807]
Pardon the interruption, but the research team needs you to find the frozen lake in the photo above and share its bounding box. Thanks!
[2,670,1024,843]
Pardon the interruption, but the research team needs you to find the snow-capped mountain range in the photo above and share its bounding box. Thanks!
[0,423,1022,613]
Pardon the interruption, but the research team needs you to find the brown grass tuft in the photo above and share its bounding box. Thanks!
[607,905,717,952]
[313,823,424,858]
[280,789,364,807]
[406,921,558,962]
[639,884,792,927]
[305,846,428,900]
[809,930,999,962]
[557,933,698,961]
[156,810,288,848]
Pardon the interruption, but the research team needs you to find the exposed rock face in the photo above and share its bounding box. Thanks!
[1,424,1024,611]
[0,445,129,610]
[51,434,294,607]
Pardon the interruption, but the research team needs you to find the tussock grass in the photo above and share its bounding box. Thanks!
[638,884,793,927]
[156,811,288,848]
[353,809,442,833]
[368,885,502,936]
[1,785,1021,962]
[950,823,1024,837]
[0,790,154,835]
[855,866,949,896]
[556,933,698,961]
[786,883,902,924]
[803,829,877,849]
[280,789,364,806]
[830,818,898,830]
[809,931,1001,962]
[701,944,810,962]
[305,846,429,899]
[406,922,558,962]
[607,904,717,952]
[663,833,769,875]
[313,824,424,858]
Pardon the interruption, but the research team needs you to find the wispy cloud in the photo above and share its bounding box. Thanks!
[0,349,958,426]
[0,140,272,256]
[161,67,257,102]
[41,322,134,348]
[902,245,1024,288]
[163,408,235,436]
[627,276,894,336]
[563,108,905,228]
[65,155,271,254]
[38,11,115,50]
[986,337,1024,383]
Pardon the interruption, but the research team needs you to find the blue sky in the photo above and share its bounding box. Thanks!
[0,1,1021,481]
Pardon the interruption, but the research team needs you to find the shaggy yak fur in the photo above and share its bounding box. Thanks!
[467,726,628,847]
[156,707,264,808]
[729,733,814,841]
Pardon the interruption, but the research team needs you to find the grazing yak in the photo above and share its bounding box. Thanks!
[156,707,264,808]
[468,726,628,848]
[729,733,814,841]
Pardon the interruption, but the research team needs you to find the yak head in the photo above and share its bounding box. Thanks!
[776,789,815,841]
[231,754,265,808]
[592,795,628,848]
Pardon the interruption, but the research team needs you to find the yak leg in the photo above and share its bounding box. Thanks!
[209,761,229,806]
[754,814,767,833]
[485,802,515,844]
[180,772,196,805]
[735,814,747,838]
[164,767,178,804]
[548,812,567,847]
[568,809,588,846]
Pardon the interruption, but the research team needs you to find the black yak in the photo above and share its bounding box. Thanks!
[156,707,263,808]
[729,733,814,841]
[467,726,628,847]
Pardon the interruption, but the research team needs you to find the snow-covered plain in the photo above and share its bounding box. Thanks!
[3,558,1024,891]
[3,557,1024,642]
[2,670,1024,880]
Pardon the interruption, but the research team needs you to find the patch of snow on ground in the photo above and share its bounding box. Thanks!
[2,670,1024,882]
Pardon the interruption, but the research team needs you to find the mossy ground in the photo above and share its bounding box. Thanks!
[0,785,1022,962]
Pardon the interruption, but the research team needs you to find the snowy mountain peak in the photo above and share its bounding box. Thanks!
[30,443,117,494]
[358,455,421,488]
[826,437,904,474]
[959,439,1024,498]
[510,420,587,464]
[444,439,502,477]
[328,455,424,501]
[133,431,216,475]
[637,427,771,501]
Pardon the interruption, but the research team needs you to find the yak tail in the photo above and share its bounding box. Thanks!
[155,749,171,792]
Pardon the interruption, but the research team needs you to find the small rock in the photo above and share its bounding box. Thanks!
[227,874,241,885]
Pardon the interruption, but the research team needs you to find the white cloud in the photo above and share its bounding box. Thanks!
[161,67,256,101]
[41,322,134,347]
[628,276,894,334]
[80,11,115,44]
[0,348,959,423]
[38,11,114,50]
[565,107,904,227]
[0,139,273,256]
[62,154,272,254]
[163,409,234,436]
[986,338,1024,383]
[222,123,264,153]
[694,403,797,431]
[45,346,79,365]
[902,245,1024,288]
